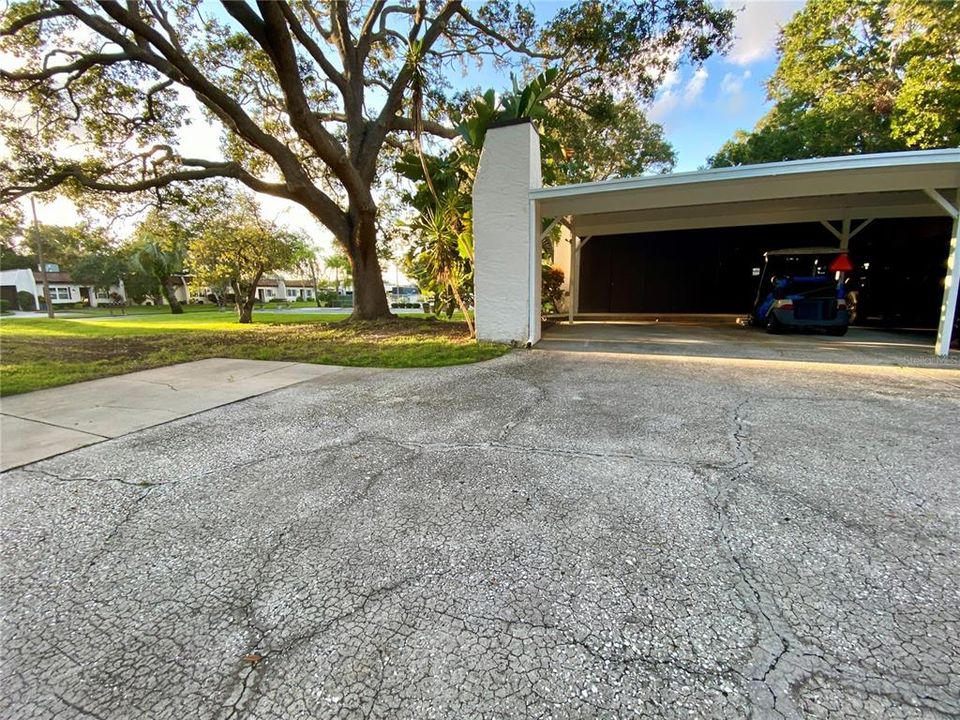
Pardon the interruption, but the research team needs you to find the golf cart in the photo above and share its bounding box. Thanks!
[750,247,852,336]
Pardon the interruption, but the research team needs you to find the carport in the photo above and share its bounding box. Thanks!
[472,120,960,355]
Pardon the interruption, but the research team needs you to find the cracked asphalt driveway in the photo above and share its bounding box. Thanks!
[2,350,959,719]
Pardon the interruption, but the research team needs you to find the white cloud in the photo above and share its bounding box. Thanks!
[683,68,709,105]
[660,67,682,92]
[648,66,711,121]
[724,0,805,66]
[720,69,752,96]
[648,90,678,122]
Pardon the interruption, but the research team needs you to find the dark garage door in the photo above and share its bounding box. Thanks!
[577,218,950,326]
[1,285,19,309]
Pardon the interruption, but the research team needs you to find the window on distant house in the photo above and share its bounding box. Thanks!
[96,290,109,299]
[265,288,274,296]
[50,286,71,300]
[287,288,297,297]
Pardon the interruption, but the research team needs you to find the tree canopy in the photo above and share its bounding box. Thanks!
[709,0,960,167]
[129,209,190,312]
[541,97,675,183]
[189,193,299,322]
[1,0,733,319]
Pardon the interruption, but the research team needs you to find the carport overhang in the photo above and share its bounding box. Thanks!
[529,148,960,356]
[471,123,959,353]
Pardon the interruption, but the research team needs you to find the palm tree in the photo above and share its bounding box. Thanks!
[131,241,186,314]
[324,252,352,294]
[408,200,475,337]
[398,70,561,338]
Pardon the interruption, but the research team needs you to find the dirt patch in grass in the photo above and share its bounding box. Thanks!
[4,335,165,362]
[1,318,508,396]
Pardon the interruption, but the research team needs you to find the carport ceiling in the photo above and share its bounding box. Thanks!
[531,149,960,236]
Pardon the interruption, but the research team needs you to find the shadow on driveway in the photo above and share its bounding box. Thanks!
[539,317,959,371]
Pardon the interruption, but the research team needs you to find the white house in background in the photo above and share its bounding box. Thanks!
[0,267,125,309]
[187,275,318,304]
[254,276,316,302]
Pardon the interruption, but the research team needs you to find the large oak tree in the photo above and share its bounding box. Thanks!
[709,0,960,168]
[1,0,732,319]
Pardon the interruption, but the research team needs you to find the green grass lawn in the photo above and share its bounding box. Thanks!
[0,311,507,396]
[56,301,343,316]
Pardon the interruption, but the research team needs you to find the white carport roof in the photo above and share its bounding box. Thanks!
[529,148,960,355]
[532,148,960,236]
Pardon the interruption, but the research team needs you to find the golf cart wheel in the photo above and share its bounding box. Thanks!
[826,325,849,337]
[766,315,784,334]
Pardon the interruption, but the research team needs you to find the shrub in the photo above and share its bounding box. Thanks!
[0,299,10,313]
[542,264,565,314]
[316,288,339,306]
[17,290,35,311]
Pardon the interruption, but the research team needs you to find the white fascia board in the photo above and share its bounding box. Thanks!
[573,197,948,237]
[533,148,960,200]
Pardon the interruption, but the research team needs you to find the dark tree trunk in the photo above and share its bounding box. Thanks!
[233,276,260,324]
[162,279,184,314]
[309,264,321,307]
[347,214,392,320]
[237,297,255,323]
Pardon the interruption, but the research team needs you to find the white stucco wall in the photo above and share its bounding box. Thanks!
[473,121,542,344]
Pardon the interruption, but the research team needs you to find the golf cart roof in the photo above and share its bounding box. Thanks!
[764,247,843,257]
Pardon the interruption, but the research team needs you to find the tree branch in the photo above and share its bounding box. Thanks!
[0,52,129,83]
[302,2,332,41]
[8,2,352,240]
[455,7,557,60]
[388,116,458,139]
[223,1,370,210]
[0,8,70,36]
[65,5,321,190]
[1,161,241,202]
[315,111,457,139]
[143,0,186,53]
[358,0,387,54]
[275,1,348,96]
[362,1,462,180]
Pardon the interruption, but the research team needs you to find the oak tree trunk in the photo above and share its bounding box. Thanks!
[232,278,258,324]
[237,298,255,324]
[346,213,392,321]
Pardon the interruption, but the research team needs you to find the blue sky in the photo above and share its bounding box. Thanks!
[436,1,804,170]
[646,1,805,170]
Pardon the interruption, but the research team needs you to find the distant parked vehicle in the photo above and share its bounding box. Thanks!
[750,247,852,336]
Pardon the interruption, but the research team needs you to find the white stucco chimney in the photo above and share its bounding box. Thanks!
[473,120,542,345]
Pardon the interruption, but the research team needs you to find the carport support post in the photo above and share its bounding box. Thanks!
[933,189,960,357]
[473,120,542,345]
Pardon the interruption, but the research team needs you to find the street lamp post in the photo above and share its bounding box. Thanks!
[29,197,55,319]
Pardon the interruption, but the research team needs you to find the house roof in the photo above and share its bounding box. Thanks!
[256,277,314,288]
[33,271,75,283]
